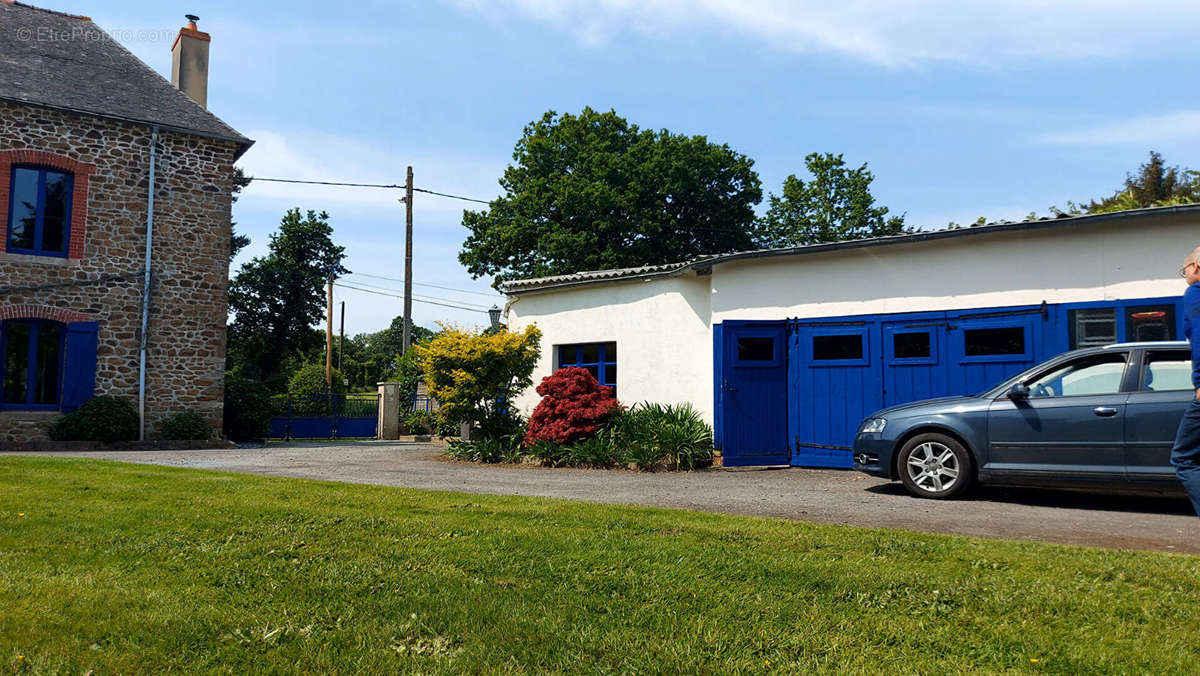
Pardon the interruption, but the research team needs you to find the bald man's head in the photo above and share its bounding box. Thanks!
[1188,246,1200,266]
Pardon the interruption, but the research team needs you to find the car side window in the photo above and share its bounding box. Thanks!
[1141,351,1193,392]
[1026,354,1127,398]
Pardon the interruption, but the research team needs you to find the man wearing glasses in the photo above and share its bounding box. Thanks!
[1173,248,1200,515]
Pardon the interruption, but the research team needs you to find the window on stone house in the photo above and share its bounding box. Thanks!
[1,320,64,410]
[7,165,73,257]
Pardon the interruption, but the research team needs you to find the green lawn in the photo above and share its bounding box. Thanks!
[1,457,1198,674]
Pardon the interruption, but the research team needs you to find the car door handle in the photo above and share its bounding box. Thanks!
[1093,407,1119,417]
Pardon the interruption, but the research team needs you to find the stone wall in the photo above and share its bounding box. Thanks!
[0,101,238,441]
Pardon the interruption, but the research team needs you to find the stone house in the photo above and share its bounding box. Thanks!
[0,2,252,441]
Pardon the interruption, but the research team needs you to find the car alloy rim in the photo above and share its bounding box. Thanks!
[906,441,959,493]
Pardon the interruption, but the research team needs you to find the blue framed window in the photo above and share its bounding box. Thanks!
[1,320,65,410]
[7,165,73,257]
[886,328,938,365]
[558,342,617,392]
[809,328,870,367]
[958,320,1032,364]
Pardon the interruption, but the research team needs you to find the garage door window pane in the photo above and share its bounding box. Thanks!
[892,332,930,359]
[1126,306,1175,342]
[1069,308,1116,349]
[737,337,774,361]
[813,334,863,361]
[964,327,1024,356]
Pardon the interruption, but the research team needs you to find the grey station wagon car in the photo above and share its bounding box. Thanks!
[853,341,1193,499]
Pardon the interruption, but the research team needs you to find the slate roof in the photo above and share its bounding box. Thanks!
[499,204,1200,294]
[0,1,251,154]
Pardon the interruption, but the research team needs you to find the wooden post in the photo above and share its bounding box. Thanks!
[402,166,414,354]
[325,270,334,388]
[338,300,345,376]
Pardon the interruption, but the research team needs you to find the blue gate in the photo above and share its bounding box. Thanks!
[268,393,379,440]
[717,296,1184,469]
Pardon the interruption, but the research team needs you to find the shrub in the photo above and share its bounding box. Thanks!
[435,412,459,438]
[612,402,714,471]
[447,428,525,464]
[527,439,568,467]
[416,324,541,439]
[223,371,275,442]
[159,411,212,441]
[565,431,626,468]
[405,410,435,435]
[287,362,346,416]
[49,396,139,442]
[525,367,621,446]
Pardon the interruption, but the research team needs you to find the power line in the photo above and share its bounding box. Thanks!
[334,283,488,313]
[246,176,491,204]
[345,272,502,298]
[412,187,491,205]
[337,279,493,309]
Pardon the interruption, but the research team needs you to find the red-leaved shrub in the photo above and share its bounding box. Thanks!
[524,367,621,445]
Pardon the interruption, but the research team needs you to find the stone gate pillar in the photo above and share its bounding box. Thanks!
[377,382,400,440]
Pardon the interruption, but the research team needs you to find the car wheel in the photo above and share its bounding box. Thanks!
[897,433,974,499]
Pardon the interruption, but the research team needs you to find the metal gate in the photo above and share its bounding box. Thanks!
[268,393,380,440]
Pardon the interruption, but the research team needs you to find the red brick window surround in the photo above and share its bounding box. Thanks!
[0,149,95,260]
[0,305,93,324]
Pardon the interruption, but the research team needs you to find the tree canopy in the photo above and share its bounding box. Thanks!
[754,153,908,248]
[459,108,762,285]
[227,209,347,381]
[1083,151,1200,214]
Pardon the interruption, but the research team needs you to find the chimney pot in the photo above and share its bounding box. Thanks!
[171,13,211,108]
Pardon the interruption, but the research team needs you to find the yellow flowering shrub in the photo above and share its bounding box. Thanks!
[415,324,541,438]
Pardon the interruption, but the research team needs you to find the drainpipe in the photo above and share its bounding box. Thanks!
[139,126,159,441]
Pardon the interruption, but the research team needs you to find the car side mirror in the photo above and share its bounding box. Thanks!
[1007,383,1030,399]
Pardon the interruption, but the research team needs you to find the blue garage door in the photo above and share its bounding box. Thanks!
[718,323,790,466]
[717,298,1182,469]
[791,322,882,467]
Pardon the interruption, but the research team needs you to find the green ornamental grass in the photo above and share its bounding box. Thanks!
[1,456,1198,673]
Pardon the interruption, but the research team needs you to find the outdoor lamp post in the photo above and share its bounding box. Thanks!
[488,305,502,331]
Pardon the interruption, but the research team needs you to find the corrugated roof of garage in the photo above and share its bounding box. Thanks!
[0,1,251,153]
[500,204,1200,294]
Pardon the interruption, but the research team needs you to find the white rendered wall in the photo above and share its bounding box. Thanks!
[506,212,1199,425]
[506,275,714,423]
[711,215,1199,322]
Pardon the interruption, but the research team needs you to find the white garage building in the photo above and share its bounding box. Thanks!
[501,206,1200,467]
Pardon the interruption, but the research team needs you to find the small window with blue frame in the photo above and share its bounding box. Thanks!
[7,165,74,257]
[558,342,617,394]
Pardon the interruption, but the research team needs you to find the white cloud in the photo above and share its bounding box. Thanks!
[1035,111,1200,147]
[237,128,505,218]
[446,0,1200,68]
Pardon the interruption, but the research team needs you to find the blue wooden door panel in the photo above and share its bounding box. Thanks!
[720,323,789,466]
[790,323,880,468]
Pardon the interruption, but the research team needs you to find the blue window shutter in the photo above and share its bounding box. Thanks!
[61,321,98,412]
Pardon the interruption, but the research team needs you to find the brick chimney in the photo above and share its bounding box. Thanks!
[171,14,210,108]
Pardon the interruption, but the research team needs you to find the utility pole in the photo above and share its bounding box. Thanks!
[338,300,345,376]
[402,165,414,354]
[325,269,334,389]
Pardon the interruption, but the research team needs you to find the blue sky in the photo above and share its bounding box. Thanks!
[64,0,1200,335]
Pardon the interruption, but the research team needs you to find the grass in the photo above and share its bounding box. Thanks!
[1,456,1198,674]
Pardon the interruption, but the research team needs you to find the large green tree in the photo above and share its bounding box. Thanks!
[459,108,762,284]
[754,153,908,248]
[1083,151,1200,214]
[229,167,252,262]
[227,209,347,382]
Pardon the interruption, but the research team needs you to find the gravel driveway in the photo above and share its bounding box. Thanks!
[9,441,1199,554]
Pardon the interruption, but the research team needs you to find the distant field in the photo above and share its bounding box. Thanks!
[1,456,1197,674]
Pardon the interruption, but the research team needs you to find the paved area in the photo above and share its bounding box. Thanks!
[8,441,1199,553]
